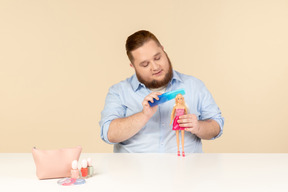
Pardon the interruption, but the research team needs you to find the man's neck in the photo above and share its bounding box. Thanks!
[149,86,166,93]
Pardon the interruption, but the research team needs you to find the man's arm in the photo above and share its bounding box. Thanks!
[107,92,161,143]
[177,79,224,140]
[108,112,149,143]
[197,119,220,140]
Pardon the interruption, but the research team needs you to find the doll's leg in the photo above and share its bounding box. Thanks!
[181,130,185,157]
[176,130,180,156]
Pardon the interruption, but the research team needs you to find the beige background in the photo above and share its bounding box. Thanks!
[0,0,287,153]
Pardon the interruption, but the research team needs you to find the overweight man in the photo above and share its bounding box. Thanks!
[99,30,224,153]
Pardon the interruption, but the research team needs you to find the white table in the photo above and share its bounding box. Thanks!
[0,153,287,192]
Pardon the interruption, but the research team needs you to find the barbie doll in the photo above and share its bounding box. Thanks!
[170,94,188,157]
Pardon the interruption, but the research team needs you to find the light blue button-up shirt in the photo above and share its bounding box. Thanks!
[99,70,224,153]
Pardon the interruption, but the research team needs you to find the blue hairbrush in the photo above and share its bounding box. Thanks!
[148,89,186,107]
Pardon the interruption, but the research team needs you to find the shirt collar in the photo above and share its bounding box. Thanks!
[131,70,183,92]
[171,70,183,84]
[130,74,145,92]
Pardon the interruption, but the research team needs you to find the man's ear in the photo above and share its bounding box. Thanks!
[130,63,135,69]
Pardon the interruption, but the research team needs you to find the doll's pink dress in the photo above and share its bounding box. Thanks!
[172,108,185,130]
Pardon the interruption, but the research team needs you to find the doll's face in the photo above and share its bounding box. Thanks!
[176,94,184,104]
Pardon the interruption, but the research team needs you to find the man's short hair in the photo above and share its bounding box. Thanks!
[125,30,161,63]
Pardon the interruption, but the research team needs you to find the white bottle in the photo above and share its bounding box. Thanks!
[87,158,94,177]
[71,160,79,179]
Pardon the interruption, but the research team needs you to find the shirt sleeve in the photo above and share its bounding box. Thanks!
[198,82,224,140]
[99,85,127,144]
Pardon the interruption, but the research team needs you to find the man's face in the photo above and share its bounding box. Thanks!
[130,40,173,89]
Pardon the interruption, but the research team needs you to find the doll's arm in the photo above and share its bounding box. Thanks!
[170,107,176,125]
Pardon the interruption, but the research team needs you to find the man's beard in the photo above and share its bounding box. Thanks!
[135,53,173,89]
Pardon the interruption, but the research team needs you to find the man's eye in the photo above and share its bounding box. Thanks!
[155,56,161,60]
[142,62,149,67]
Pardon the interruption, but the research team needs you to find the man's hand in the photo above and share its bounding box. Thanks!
[178,114,200,135]
[178,115,221,140]
[141,92,162,119]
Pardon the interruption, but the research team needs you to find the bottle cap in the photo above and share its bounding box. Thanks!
[87,158,92,166]
[72,160,78,170]
[81,159,87,168]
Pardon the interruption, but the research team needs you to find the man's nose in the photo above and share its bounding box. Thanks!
[151,61,160,71]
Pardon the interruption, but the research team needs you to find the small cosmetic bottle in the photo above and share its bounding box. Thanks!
[87,158,94,177]
[71,160,79,179]
[81,159,88,178]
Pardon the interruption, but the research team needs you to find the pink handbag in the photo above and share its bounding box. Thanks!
[32,146,82,180]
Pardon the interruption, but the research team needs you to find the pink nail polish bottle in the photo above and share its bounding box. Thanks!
[81,159,88,178]
[87,158,94,177]
[71,160,79,179]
